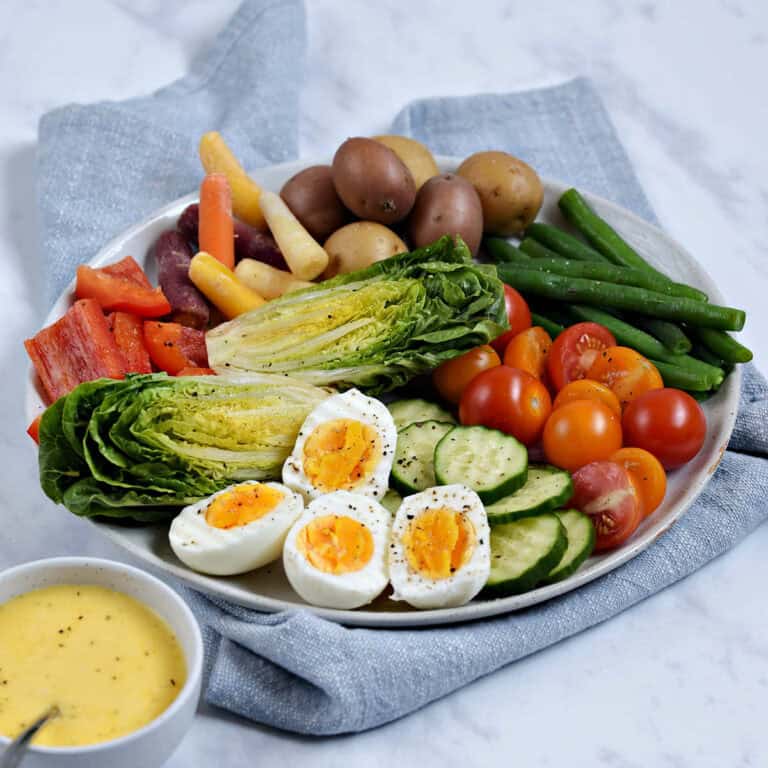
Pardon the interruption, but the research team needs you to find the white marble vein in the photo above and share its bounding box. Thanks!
[0,0,766,765]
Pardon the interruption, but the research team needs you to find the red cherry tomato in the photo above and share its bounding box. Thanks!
[571,461,641,551]
[542,399,623,472]
[459,365,552,446]
[433,345,501,404]
[622,388,707,469]
[546,322,616,392]
[490,285,532,354]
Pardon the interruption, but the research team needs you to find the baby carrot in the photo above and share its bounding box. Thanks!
[199,173,235,269]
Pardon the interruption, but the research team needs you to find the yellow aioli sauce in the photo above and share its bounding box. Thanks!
[0,584,186,747]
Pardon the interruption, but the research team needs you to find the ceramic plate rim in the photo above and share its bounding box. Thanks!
[25,156,740,627]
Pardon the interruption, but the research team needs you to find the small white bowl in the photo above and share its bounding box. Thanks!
[0,557,203,768]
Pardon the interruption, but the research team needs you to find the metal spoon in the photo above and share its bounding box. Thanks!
[0,706,60,768]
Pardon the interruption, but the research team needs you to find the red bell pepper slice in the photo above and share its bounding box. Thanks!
[24,298,126,403]
[27,414,43,444]
[76,265,171,317]
[109,312,152,374]
[100,255,153,289]
[176,367,216,376]
[143,322,208,375]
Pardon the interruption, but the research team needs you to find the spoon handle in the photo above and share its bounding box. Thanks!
[0,706,60,768]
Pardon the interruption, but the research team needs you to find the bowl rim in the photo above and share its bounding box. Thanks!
[0,556,203,755]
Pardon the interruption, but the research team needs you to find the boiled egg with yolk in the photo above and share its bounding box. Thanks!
[283,491,390,609]
[282,389,396,501]
[389,484,490,609]
[169,481,303,575]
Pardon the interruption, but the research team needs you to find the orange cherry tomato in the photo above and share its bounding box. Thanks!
[503,326,552,379]
[459,365,552,445]
[491,285,532,354]
[586,346,663,409]
[433,345,501,404]
[552,379,622,418]
[542,400,622,472]
[610,447,667,518]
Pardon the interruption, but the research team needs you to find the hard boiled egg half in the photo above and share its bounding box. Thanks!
[169,481,303,575]
[389,485,491,609]
[282,389,396,501]
[283,491,390,609]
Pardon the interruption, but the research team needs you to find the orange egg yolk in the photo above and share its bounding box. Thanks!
[302,418,381,492]
[296,515,374,574]
[204,484,284,529]
[403,507,475,580]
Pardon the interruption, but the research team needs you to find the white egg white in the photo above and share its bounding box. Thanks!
[283,491,391,610]
[169,481,303,576]
[282,389,396,501]
[389,484,491,609]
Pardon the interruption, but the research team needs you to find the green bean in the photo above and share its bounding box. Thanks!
[649,360,713,391]
[691,327,753,364]
[526,222,610,263]
[494,250,701,299]
[566,305,723,386]
[530,312,564,338]
[519,238,568,261]
[558,189,708,303]
[496,265,745,331]
[483,238,529,263]
[629,316,692,354]
[690,342,725,368]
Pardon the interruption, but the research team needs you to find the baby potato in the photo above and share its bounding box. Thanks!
[373,135,439,191]
[280,165,349,241]
[332,138,416,225]
[409,173,483,255]
[457,151,543,235]
[323,222,407,279]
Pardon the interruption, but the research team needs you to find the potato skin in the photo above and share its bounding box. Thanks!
[373,135,439,191]
[280,164,349,241]
[408,173,483,256]
[332,138,416,225]
[323,221,407,279]
[457,151,543,235]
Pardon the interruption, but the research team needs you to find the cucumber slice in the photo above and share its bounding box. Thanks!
[434,425,528,504]
[381,488,403,515]
[388,398,455,431]
[542,509,595,585]
[485,465,573,526]
[391,420,454,494]
[484,514,567,596]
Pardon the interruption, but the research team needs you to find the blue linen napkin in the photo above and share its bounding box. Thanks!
[36,0,768,737]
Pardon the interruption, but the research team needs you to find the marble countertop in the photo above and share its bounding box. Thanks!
[1,1,766,765]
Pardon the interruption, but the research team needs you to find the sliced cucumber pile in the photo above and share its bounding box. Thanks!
[387,398,455,431]
[485,514,567,596]
[434,425,528,504]
[391,420,454,494]
[485,465,573,526]
[543,510,595,585]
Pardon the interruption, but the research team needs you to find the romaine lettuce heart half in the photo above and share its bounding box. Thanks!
[38,372,329,521]
[206,236,509,394]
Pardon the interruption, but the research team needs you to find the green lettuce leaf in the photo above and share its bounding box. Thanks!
[38,372,329,521]
[206,235,508,393]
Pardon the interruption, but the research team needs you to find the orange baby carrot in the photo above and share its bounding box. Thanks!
[198,173,235,269]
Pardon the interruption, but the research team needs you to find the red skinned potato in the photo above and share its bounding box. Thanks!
[332,137,416,225]
[280,165,349,241]
[177,203,287,270]
[408,174,483,256]
[152,230,210,330]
